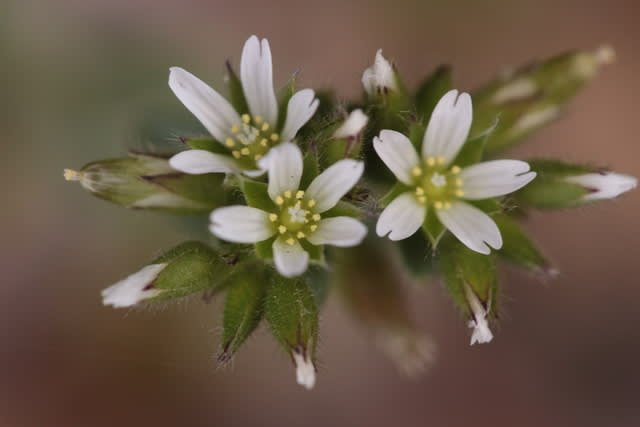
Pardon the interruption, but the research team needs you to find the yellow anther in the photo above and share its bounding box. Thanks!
[242,114,251,124]
[286,238,296,246]
[230,125,240,134]
[415,187,425,196]
[261,123,270,132]
[232,150,241,159]
[260,138,268,147]
[434,201,443,209]
[296,231,306,239]
[240,147,250,155]
[450,165,461,174]
[254,116,263,124]
[443,202,452,209]
[411,167,423,177]
[269,213,278,222]
[307,199,316,208]
[275,196,284,205]
[455,189,465,197]
[284,190,292,199]
[254,154,263,161]
[310,224,318,232]
[278,225,287,234]
[436,156,446,165]
[312,213,321,221]
[455,178,464,186]
[418,196,427,204]
[63,169,82,181]
[270,133,279,142]
[426,157,436,166]
[296,190,305,199]
[225,138,235,147]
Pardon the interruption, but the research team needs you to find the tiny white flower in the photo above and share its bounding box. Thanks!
[374,89,537,254]
[101,264,167,308]
[168,36,319,177]
[209,143,367,277]
[362,49,397,96]
[292,346,316,390]
[565,172,637,200]
[332,109,369,140]
[464,283,493,345]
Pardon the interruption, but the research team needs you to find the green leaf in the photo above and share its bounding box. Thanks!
[303,265,331,308]
[396,231,436,277]
[494,214,551,274]
[225,60,249,115]
[451,117,497,167]
[240,179,276,211]
[379,182,410,207]
[414,65,453,122]
[422,207,446,249]
[300,152,320,190]
[276,76,298,131]
[182,137,228,154]
[142,172,227,209]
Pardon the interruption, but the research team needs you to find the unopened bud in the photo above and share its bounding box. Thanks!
[564,172,637,201]
[362,49,397,96]
[102,264,167,308]
[464,283,493,345]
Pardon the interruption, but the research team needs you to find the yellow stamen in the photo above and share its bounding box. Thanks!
[240,147,250,156]
[434,201,443,209]
[286,238,296,246]
[254,116,263,124]
[455,178,464,186]
[275,196,284,205]
[270,133,279,142]
[426,157,436,166]
[455,190,465,197]
[284,190,292,199]
[269,213,278,222]
[436,156,445,165]
[443,202,451,209]
[225,138,235,147]
[411,167,423,177]
[418,196,427,204]
[278,225,287,234]
[296,231,306,239]
[261,123,270,132]
[450,165,461,174]
[232,150,241,159]
[260,138,268,147]
[310,224,318,232]
[307,199,316,208]
[415,187,425,196]
[296,190,305,199]
[254,154,263,161]
[230,125,240,134]
[312,213,321,221]
[242,114,251,124]
[63,169,82,181]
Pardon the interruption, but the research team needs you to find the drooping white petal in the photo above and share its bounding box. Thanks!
[376,192,425,241]
[422,89,473,164]
[280,89,319,142]
[305,159,364,213]
[459,160,537,200]
[240,36,278,125]
[464,283,493,345]
[272,237,309,278]
[306,217,367,247]
[292,350,316,390]
[267,142,303,200]
[332,109,369,139]
[169,67,240,142]
[209,206,274,243]
[373,130,420,185]
[565,172,637,200]
[169,150,239,174]
[102,264,167,308]
[435,201,502,255]
[361,49,397,95]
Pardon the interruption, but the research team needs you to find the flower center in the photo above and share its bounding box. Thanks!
[410,156,465,210]
[269,190,321,245]
[226,114,280,167]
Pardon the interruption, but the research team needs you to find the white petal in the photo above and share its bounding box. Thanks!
[305,159,364,212]
[373,130,420,185]
[565,172,637,200]
[361,66,376,95]
[436,201,502,255]
[292,350,316,390]
[102,264,167,308]
[209,206,274,243]
[169,150,239,174]
[169,67,240,142]
[376,192,425,241]
[464,284,493,345]
[333,109,369,139]
[422,89,473,164]
[281,89,319,142]
[272,237,309,278]
[459,160,537,200]
[306,217,367,247]
[240,36,278,125]
[267,142,303,200]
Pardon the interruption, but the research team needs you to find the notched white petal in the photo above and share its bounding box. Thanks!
[240,35,278,125]
[267,142,303,200]
[376,192,425,241]
[102,264,167,308]
[436,201,502,255]
[459,160,537,200]
[281,89,319,142]
[305,159,364,213]
[565,172,637,200]
[169,150,239,174]
[373,130,420,185]
[272,237,309,278]
[306,217,367,247]
[209,206,274,243]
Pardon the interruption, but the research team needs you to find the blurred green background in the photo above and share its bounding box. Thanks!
[2,0,639,426]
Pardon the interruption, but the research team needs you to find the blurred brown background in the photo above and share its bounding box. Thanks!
[2,0,639,426]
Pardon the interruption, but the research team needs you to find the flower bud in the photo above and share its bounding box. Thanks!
[325,109,369,164]
[515,159,637,208]
[64,152,226,213]
[264,276,318,390]
[362,49,398,96]
[102,241,239,308]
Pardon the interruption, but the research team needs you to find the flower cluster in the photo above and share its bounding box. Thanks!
[65,35,636,389]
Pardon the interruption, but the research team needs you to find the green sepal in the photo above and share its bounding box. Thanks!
[300,240,326,265]
[379,182,410,207]
[255,236,276,260]
[240,179,276,211]
[396,231,436,277]
[182,137,227,154]
[422,207,446,249]
[142,172,226,209]
[407,120,426,151]
[218,272,267,364]
[225,60,249,115]
[493,214,552,274]
[323,201,363,219]
[468,198,503,215]
[300,152,320,189]
[303,264,331,308]
[264,275,319,361]
[414,64,453,122]
[276,76,298,131]
[451,117,497,167]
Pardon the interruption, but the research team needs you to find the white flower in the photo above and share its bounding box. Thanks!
[564,172,637,201]
[168,36,319,177]
[209,143,367,277]
[101,264,167,308]
[374,89,537,254]
[292,346,316,390]
[362,49,397,96]
[332,109,369,139]
[464,283,493,345]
